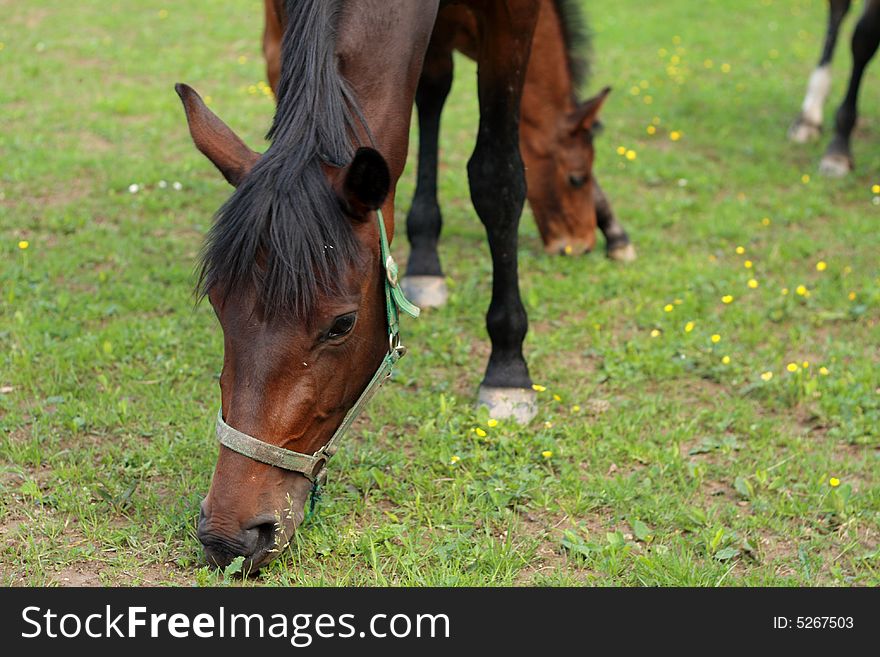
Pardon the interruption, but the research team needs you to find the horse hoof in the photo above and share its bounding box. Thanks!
[477,386,538,424]
[818,153,852,178]
[607,242,637,262]
[788,120,821,144]
[400,276,448,308]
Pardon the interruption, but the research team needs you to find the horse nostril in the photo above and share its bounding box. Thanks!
[245,519,279,554]
[197,508,274,570]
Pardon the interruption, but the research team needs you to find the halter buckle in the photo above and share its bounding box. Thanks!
[385,255,399,287]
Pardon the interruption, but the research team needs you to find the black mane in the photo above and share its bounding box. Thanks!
[197,0,365,321]
[552,0,593,93]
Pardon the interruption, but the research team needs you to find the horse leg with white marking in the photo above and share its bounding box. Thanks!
[789,0,852,143]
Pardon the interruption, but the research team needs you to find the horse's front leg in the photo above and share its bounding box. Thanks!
[400,29,455,308]
[594,176,636,262]
[467,0,540,423]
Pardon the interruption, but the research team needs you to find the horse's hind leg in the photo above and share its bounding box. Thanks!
[400,29,455,308]
[595,177,636,262]
[790,0,852,143]
[820,0,880,176]
[468,0,540,423]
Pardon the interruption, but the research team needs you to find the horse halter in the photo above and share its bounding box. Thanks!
[214,209,420,487]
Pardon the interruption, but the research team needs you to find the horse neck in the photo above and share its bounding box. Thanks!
[520,1,578,134]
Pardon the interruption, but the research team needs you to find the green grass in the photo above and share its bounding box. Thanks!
[1,0,878,586]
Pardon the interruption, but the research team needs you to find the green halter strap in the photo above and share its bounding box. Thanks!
[215,209,419,487]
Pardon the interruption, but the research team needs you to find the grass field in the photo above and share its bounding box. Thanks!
[1,0,878,586]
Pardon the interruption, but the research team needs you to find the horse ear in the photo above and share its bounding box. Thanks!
[567,86,611,135]
[341,147,390,218]
[175,83,260,187]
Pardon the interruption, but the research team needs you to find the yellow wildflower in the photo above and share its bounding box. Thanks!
[650,329,661,338]
[647,125,656,135]
[571,405,581,412]
[532,384,546,392]
[819,367,829,376]
[761,217,771,226]
[735,246,745,255]
[744,260,753,268]
[761,371,773,381]
[475,427,487,438]
[786,362,799,373]
[664,304,674,312]
[616,146,627,155]
[816,261,827,272]
[848,291,856,301]
[450,455,460,465]
[801,174,811,184]
[795,285,808,296]
[829,477,840,488]
[552,394,562,402]
[487,418,498,428]
[711,334,721,343]
[541,450,553,459]
[626,150,637,161]
[684,321,695,333]
[670,131,682,141]
[748,279,759,289]
[18,240,29,250]
[722,295,734,304]
[721,355,731,365]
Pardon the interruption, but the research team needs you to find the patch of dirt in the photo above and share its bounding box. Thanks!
[50,561,188,587]
[511,507,616,585]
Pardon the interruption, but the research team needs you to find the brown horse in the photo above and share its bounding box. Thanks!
[178,0,542,571]
[264,0,636,306]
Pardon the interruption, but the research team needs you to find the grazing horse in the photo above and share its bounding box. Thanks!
[264,0,636,308]
[177,0,541,571]
[790,0,880,176]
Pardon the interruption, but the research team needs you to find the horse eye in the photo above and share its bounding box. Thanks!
[326,313,357,340]
[568,174,587,189]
